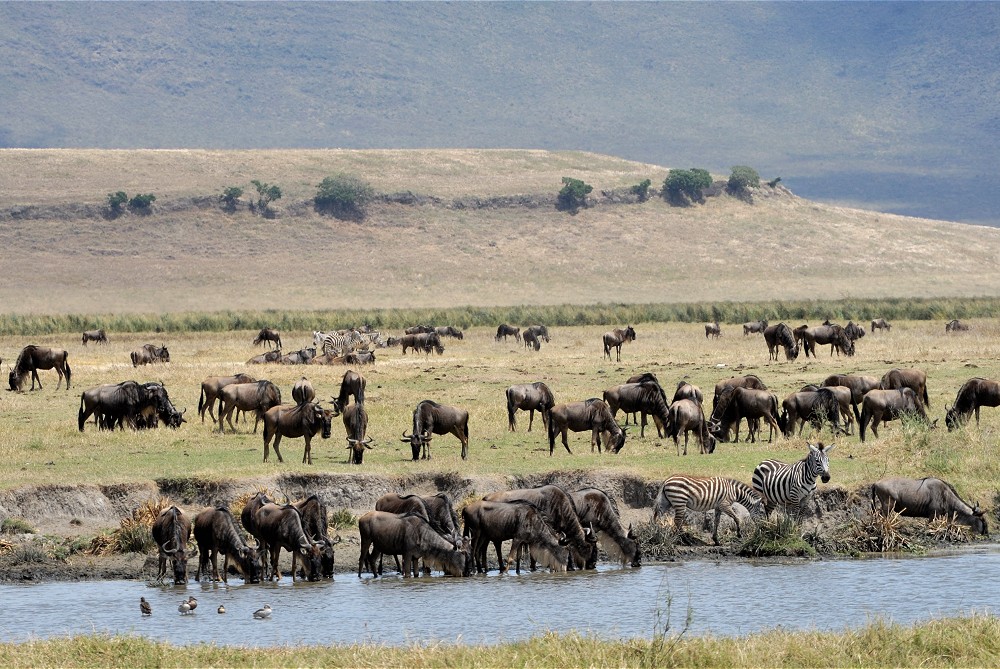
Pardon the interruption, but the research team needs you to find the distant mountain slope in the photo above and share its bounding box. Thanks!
[1,149,998,314]
[0,3,998,224]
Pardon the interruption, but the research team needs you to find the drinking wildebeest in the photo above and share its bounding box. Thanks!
[240,491,274,579]
[822,373,879,422]
[217,380,282,433]
[710,386,781,443]
[945,319,970,332]
[193,507,262,584]
[871,477,988,535]
[506,382,555,432]
[401,400,470,460]
[879,367,930,407]
[548,399,627,454]
[763,323,799,360]
[870,318,891,333]
[292,377,315,405]
[705,321,721,339]
[253,502,324,582]
[253,328,282,349]
[495,324,521,342]
[81,329,108,345]
[357,510,471,578]
[261,401,335,464]
[945,377,1000,430]
[859,388,931,442]
[293,495,341,578]
[8,345,71,391]
[461,499,568,574]
[131,343,169,367]
[198,373,256,423]
[343,402,373,464]
[151,506,191,585]
[743,319,768,336]
[569,488,641,567]
[665,398,716,455]
[602,326,636,361]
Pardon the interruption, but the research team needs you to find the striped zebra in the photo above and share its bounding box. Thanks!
[652,475,765,544]
[356,331,387,348]
[313,330,363,355]
[752,442,835,517]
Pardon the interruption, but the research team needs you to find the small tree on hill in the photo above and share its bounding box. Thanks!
[250,180,282,216]
[220,186,243,211]
[314,173,375,220]
[107,191,128,214]
[663,168,712,205]
[728,166,760,195]
[557,177,593,213]
[128,193,156,211]
[631,179,652,202]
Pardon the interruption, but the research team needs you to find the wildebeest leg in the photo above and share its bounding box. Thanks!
[591,427,601,453]
[31,369,41,391]
[527,409,534,432]
[494,539,507,572]
[271,434,284,463]
[639,412,647,438]
[302,435,312,465]
[269,546,282,580]
[561,429,573,455]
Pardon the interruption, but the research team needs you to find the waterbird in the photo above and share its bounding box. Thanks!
[217,605,226,614]
[186,596,198,613]
[139,597,152,616]
[253,604,272,619]
[178,600,191,615]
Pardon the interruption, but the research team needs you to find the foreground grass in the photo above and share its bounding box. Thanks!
[2,616,997,668]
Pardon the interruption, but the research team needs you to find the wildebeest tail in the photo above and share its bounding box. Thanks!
[923,384,930,408]
[198,387,206,417]
[64,358,71,389]
[506,388,516,430]
[78,394,86,432]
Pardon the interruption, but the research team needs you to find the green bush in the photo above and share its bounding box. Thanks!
[128,193,156,210]
[314,174,375,219]
[328,508,356,531]
[106,191,128,212]
[1,517,35,534]
[630,179,652,202]
[557,177,593,212]
[728,165,760,194]
[663,169,713,204]
[250,180,282,215]
[220,186,243,210]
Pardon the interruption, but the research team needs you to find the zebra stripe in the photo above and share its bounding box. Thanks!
[653,475,764,544]
[313,330,364,355]
[751,442,835,516]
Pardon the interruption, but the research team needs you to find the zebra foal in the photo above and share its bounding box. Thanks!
[752,441,835,517]
[653,475,765,545]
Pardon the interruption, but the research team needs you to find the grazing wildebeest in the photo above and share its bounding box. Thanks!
[506,382,555,432]
[710,386,781,443]
[603,381,670,439]
[253,328,282,349]
[462,499,568,574]
[845,321,866,341]
[945,377,1000,430]
[401,400,470,460]
[672,380,703,405]
[743,319,768,336]
[570,488,641,567]
[280,347,316,364]
[763,323,799,361]
[483,485,599,571]
[653,476,765,544]
[253,503,323,582]
[525,325,550,342]
[400,332,442,355]
[81,329,108,345]
[859,388,931,442]
[332,370,366,413]
[193,507,262,583]
[780,388,844,437]
[262,401,335,464]
[665,398,716,455]
[357,510,471,578]
[880,368,930,407]
[9,345,71,391]
[797,324,855,357]
[871,477,988,535]
[713,374,768,406]
[870,318,892,333]
[522,329,541,351]
[78,381,179,431]
[293,495,340,578]
[217,380,282,433]
[343,402,373,464]
[247,349,282,364]
[548,399,626,454]
[822,374,879,422]
[292,376,315,405]
[800,384,856,434]
[198,373,256,423]
[602,325,636,361]
[151,506,191,585]
[435,326,464,340]
[705,321,721,339]
[131,343,169,367]
[404,325,435,335]
[623,373,668,427]
[495,324,521,342]
[945,319,970,332]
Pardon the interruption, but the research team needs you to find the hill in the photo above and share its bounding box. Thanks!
[2,148,1000,315]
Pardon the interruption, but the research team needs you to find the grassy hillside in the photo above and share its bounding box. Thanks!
[3,149,1000,315]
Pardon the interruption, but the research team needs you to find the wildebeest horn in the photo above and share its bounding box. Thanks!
[400,430,412,442]
[331,534,343,545]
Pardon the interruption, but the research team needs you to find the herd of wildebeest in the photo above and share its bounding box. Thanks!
[3,315,994,581]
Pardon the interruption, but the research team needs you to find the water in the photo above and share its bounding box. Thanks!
[4,548,999,646]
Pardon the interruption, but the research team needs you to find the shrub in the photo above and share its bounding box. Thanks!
[728,165,760,194]
[9,543,47,565]
[128,193,156,210]
[106,191,128,212]
[315,174,375,220]
[220,186,243,210]
[557,177,593,212]
[328,508,356,531]
[250,180,282,215]
[1,517,35,534]
[663,169,713,205]
[630,179,652,202]
[737,515,815,557]
[767,176,782,188]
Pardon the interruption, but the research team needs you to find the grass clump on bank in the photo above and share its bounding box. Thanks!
[738,515,816,557]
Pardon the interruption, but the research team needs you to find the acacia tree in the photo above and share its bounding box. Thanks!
[250,180,282,215]
[728,166,760,195]
[557,177,593,212]
[220,186,243,211]
[314,173,375,220]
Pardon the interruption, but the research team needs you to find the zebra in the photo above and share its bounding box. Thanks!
[356,331,387,348]
[313,330,363,355]
[752,442,835,517]
[652,475,765,545]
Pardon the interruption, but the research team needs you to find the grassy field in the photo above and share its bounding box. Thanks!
[1,319,998,506]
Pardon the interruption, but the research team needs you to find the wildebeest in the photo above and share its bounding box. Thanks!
[945,319,970,332]
[522,329,541,351]
[822,374,879,422]
[603,381,670,439]
[796,324,855,357]
[217,380,282,433]
[569,488,641,567]
[344,350,376,365]
[623,372,668,428]
[879,368,930,407]
[247,349,282,364]
[525,325,550,342]
[763,323,799,360]
[131,343,169,367]
[602,325,636,361]
[871,477,988,535]
[859,388,930,442]
[280,347,317,364]
[262,401,335,464]
[401,400,470,460]
[705,321,721,339]
[434,326,464,340]
[78,380,181,431]
[743,319,768,336]
[495,324,521,342]
[780,387,844,438]
[420,493,460,539]
[870,318,892,333]
[292,376,315,405]
[672,380,703,405]
[548,399,626,454]
[253,502,323,581]
[713,374,768,406]
[400,332,442,355]
[800,384,856,434]
[845,321,866,341]
[193,507,262,583]
[343,402,373,464]
[462,499,568,573]
[357,510,471,578]
[293,494,340,578]
[151,506,191,585]
[404,325,435,335]
[710,386,781,443]
[9,345,71,391]
[665,398,716,455]
[483,485,598,571]
[253,327,282,349]
[81,329,108,345]
[506,382,555,432]
[332,370,366,413]
[945,377,1000,430]
[240,491,274,578]
[198,373,256,423]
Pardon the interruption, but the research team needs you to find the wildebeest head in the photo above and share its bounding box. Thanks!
[312,404,333,439]
[163,537,188,585]
[969,502,989,536]
[347,435,374,464]
[401,430,429,461]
